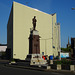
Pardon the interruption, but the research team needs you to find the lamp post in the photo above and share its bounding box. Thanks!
[72,8,75,10]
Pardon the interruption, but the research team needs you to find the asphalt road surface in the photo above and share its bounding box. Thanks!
[0,65,75,75]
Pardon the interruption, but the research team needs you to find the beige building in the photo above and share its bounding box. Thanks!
[52,14,61,57]
[7,1,60,60]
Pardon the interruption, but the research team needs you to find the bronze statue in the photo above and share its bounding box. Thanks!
[32,16,37,30]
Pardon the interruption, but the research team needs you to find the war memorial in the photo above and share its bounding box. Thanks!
[24,16,47,65]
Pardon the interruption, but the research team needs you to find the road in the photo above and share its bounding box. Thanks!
[0,65,75,75]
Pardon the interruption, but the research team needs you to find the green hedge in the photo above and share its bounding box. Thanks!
[54,59,72,65]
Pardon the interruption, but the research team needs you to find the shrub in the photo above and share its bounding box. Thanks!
[54,59,72,65]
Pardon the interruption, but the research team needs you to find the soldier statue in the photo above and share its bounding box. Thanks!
[32,16,37,30]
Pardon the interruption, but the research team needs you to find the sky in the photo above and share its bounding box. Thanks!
[0,0,75,48]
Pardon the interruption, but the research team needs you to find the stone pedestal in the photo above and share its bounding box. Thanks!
[29,30,40,54]
[25,29,47,65]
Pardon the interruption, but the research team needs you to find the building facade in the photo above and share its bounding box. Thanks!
[71,38,75,57]
[7,2,61,60]
[52,13,61,57]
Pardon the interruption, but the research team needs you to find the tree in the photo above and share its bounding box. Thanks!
[61,46,71,52]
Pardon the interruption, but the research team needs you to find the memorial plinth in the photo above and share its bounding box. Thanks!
[29,30,40,54]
